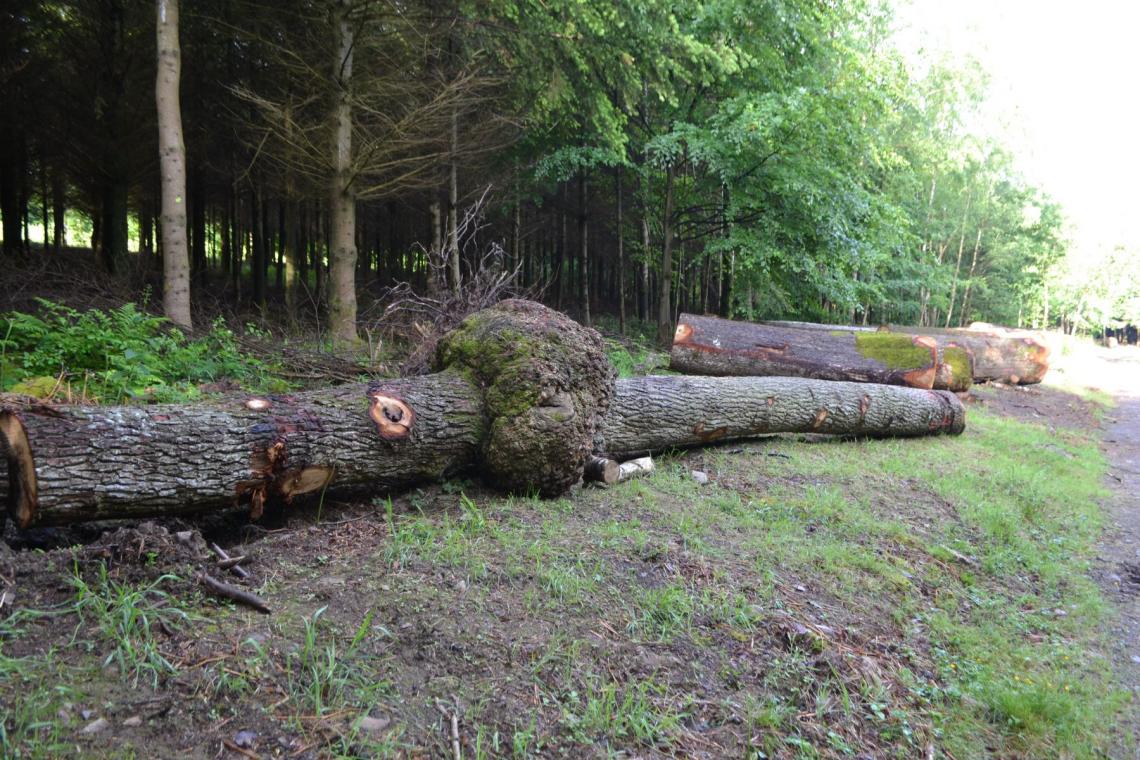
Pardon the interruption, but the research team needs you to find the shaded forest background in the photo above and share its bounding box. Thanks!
[0,0,1126,347]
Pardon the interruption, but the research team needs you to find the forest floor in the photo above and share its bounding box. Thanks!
[2,303,1139,757]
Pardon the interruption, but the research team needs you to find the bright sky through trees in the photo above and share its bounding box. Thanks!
[894,0,1140,251]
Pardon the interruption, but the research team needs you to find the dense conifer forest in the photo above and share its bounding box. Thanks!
[3,0,1103,345]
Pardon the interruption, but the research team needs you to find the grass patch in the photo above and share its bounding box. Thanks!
[69,562,192,686]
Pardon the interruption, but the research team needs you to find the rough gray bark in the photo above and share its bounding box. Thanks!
[672,314,940,390]
[1,373,484,527]
[601,375,965,458]
[155,0,192,330]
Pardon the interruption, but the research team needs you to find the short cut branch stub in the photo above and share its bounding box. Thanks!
[369,391,415,440]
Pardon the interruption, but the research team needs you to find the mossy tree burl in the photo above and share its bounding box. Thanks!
[435,300,616,496]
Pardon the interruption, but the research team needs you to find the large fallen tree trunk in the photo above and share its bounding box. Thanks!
[1,301,965,528]
[764,320,1048,385]
[670,313,973,391]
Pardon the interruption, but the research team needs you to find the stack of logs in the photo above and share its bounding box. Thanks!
[0,300,1045,530]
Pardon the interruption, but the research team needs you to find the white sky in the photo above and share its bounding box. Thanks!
[892,0,1140,252]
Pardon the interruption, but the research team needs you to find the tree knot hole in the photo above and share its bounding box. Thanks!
[369,391,414,440]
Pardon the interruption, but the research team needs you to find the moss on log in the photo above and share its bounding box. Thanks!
[434,299,615,497]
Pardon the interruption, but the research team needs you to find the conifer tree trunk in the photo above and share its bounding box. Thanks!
[578,170,590,326]
[51,170,65,253]
[328,0,359,344]
[447,109,461,295]
[616,167,626,334]
[656,164,676,346]
[155,0,192,329]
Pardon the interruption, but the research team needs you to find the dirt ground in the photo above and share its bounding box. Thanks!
[1077,346,1140,757]
[2,339,1139,758]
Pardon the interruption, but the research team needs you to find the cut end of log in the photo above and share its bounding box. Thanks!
[1018,338,1051,384]
[0,410,38,529]
[583,456,620,485]
[369,391,415,440]
[278,465,335,499]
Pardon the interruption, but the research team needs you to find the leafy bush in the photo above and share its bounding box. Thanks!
[0,299,281,402]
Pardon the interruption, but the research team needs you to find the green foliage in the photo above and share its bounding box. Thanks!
[0,299,281,402]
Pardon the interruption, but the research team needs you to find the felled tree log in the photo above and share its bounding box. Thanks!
[1,301,965,529]
[671,313,950,390]
[0,373,486,527]
[1,300,614,528]
[762,320,1049,384]
[756,319,974,392]
[600,375,964,457]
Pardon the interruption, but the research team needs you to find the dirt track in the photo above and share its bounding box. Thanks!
[1083,346,1140,757]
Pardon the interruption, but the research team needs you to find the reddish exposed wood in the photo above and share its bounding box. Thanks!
[368,392,414,440]
[885,325,1049,385]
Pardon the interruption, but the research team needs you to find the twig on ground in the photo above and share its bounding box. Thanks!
[221,738,261,759]
[197,572,271,614]
[217,555,248,570]
[210,542,250,579]
[435,698,462,760]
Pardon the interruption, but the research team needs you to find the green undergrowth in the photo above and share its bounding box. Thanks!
[0,298,288,402]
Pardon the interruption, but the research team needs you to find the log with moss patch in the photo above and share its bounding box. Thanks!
[763,320,1047,385]
[670,313,954,390]
[884,325,1049,385]
[757,319,974,392]
[0,300,965,529]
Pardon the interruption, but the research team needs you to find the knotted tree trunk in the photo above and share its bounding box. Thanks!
[1,301,966,529]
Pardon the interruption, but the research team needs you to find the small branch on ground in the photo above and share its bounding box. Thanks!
[197,572,271,614]
[210,542,250,579]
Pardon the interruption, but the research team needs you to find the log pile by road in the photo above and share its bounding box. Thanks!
[1,300,966,529]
